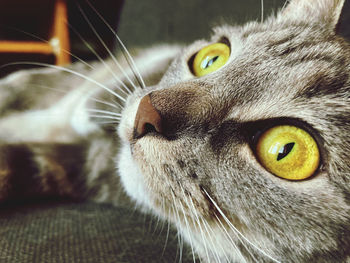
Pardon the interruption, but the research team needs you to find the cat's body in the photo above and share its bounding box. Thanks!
[0,46,178,202]
[0,0,350,262]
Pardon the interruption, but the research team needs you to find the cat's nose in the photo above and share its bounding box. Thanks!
[134,94,163,138]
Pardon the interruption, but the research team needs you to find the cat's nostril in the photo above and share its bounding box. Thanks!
[134,94,163,138]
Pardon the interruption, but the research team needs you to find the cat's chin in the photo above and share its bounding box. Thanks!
[117,142,174,221]
[117,143,153,210]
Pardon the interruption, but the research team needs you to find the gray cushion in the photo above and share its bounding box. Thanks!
[0,201,192,263]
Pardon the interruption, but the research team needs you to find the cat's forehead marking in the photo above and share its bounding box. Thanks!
[203,25,349,125]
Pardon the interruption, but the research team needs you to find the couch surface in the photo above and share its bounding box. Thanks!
[0,200,193,263]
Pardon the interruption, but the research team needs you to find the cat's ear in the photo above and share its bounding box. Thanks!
[279,0,345,31]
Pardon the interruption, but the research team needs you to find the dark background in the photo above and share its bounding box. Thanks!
[117,0,286,47]
[75,0,350,59]
[116,0,350,47]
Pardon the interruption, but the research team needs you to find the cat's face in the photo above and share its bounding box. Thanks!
[117,0,350,262]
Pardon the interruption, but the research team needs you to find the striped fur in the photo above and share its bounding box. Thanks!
[0,0,349,262]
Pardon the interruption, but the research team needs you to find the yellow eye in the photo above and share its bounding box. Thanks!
[192,43,230,77]
[256,125,320,180]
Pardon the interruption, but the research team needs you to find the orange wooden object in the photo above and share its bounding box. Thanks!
[51,0,71,65]
[0,0,71,66]
[0,42,53,54]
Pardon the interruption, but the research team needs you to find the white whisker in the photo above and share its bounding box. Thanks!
[181,189,210,263]
[281,0,289,11]
[88,114,121,120]
[87,109,121,117]
[25,84,122,110]
[0,62,126,103]
[214,214,248,263]
[161,209,171,258]
[202,189,281,263]
[94,121,120,125]
[68,22,131,97]
[201,218,228,263]
[156,169,183,263]
[85,0,146,89]
[90,98,122,110]
[190,204,211,262]
[175,189,196,263]
[24,84,70,94]
[156,202,168,236]
[151,215,163,235]
[76,5,136,94]
[170,195,184,263]
[5,25,94,69]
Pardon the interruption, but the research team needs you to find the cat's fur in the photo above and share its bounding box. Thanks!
[0,0,349,262]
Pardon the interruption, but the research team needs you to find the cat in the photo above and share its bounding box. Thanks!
[0,0,349,262]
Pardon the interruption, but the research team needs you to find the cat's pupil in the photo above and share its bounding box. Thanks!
[277,142,295,161]
[201,55,219,69]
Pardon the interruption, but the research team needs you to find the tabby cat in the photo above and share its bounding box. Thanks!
[0,0,349,262]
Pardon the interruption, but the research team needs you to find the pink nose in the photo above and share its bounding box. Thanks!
[134,94,163,138]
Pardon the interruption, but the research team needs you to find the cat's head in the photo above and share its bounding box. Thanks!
[117,0,350,262]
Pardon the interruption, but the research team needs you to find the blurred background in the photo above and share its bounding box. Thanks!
[0,0,348,77]
[0,0,285,76]
[117,0,285,46]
